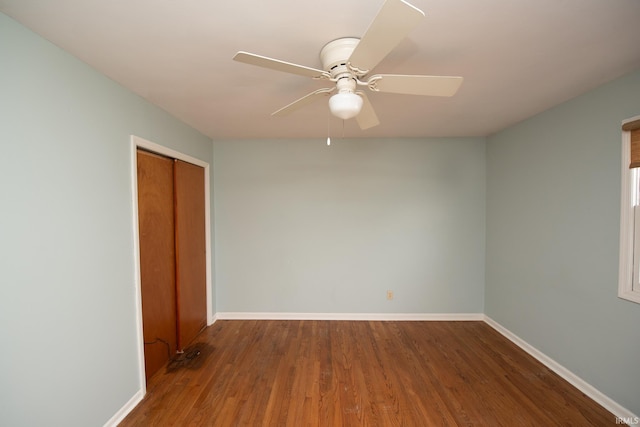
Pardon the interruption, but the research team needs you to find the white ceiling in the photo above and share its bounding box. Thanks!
[2,0,639,140]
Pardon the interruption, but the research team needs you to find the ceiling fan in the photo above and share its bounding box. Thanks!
[233,0,463,130]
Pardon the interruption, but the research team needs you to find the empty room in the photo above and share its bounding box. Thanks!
[1,0,639,426]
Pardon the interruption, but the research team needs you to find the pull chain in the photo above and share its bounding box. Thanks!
[327,112,331,146]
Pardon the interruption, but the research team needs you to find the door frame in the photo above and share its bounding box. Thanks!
[130,135,213,394]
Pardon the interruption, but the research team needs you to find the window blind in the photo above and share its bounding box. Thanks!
[624,119,640,168]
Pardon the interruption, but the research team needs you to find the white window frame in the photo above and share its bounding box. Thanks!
[618,115,640,304]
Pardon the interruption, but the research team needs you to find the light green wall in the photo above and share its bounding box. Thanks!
[213,137,486,313]
[0,13,212,426]
[486,70,640,414]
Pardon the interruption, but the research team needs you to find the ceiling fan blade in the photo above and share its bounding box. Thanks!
[355,92,380,130]
[348,0,425,74]
[233,51,330,79]
[272,87,335,117]
[368,74,463,96]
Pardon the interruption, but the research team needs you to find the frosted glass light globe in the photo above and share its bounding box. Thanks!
[329,92,363,120]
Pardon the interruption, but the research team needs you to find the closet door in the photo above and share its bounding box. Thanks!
[136,150,178,381]
[174,160,207,349]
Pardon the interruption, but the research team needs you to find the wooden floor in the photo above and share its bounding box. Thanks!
[120,320,615,426]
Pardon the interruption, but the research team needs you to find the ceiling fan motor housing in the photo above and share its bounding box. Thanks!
[321,38,360,97]
[320,37,360,78]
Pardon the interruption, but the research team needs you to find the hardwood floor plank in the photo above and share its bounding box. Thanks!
[119,320,616,426]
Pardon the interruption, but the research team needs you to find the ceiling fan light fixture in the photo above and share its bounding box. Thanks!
[329,92,363,120]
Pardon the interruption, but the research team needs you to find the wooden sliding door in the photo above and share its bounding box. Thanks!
[137,150,178,380]
[137,150,206,382]
[174,160,207,349]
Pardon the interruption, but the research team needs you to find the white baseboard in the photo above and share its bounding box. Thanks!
[103,389,144,427]
[483,315,638,424]
[215,312,484,321]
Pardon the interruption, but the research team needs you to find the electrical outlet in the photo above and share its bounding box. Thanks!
[386,290,394,300]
